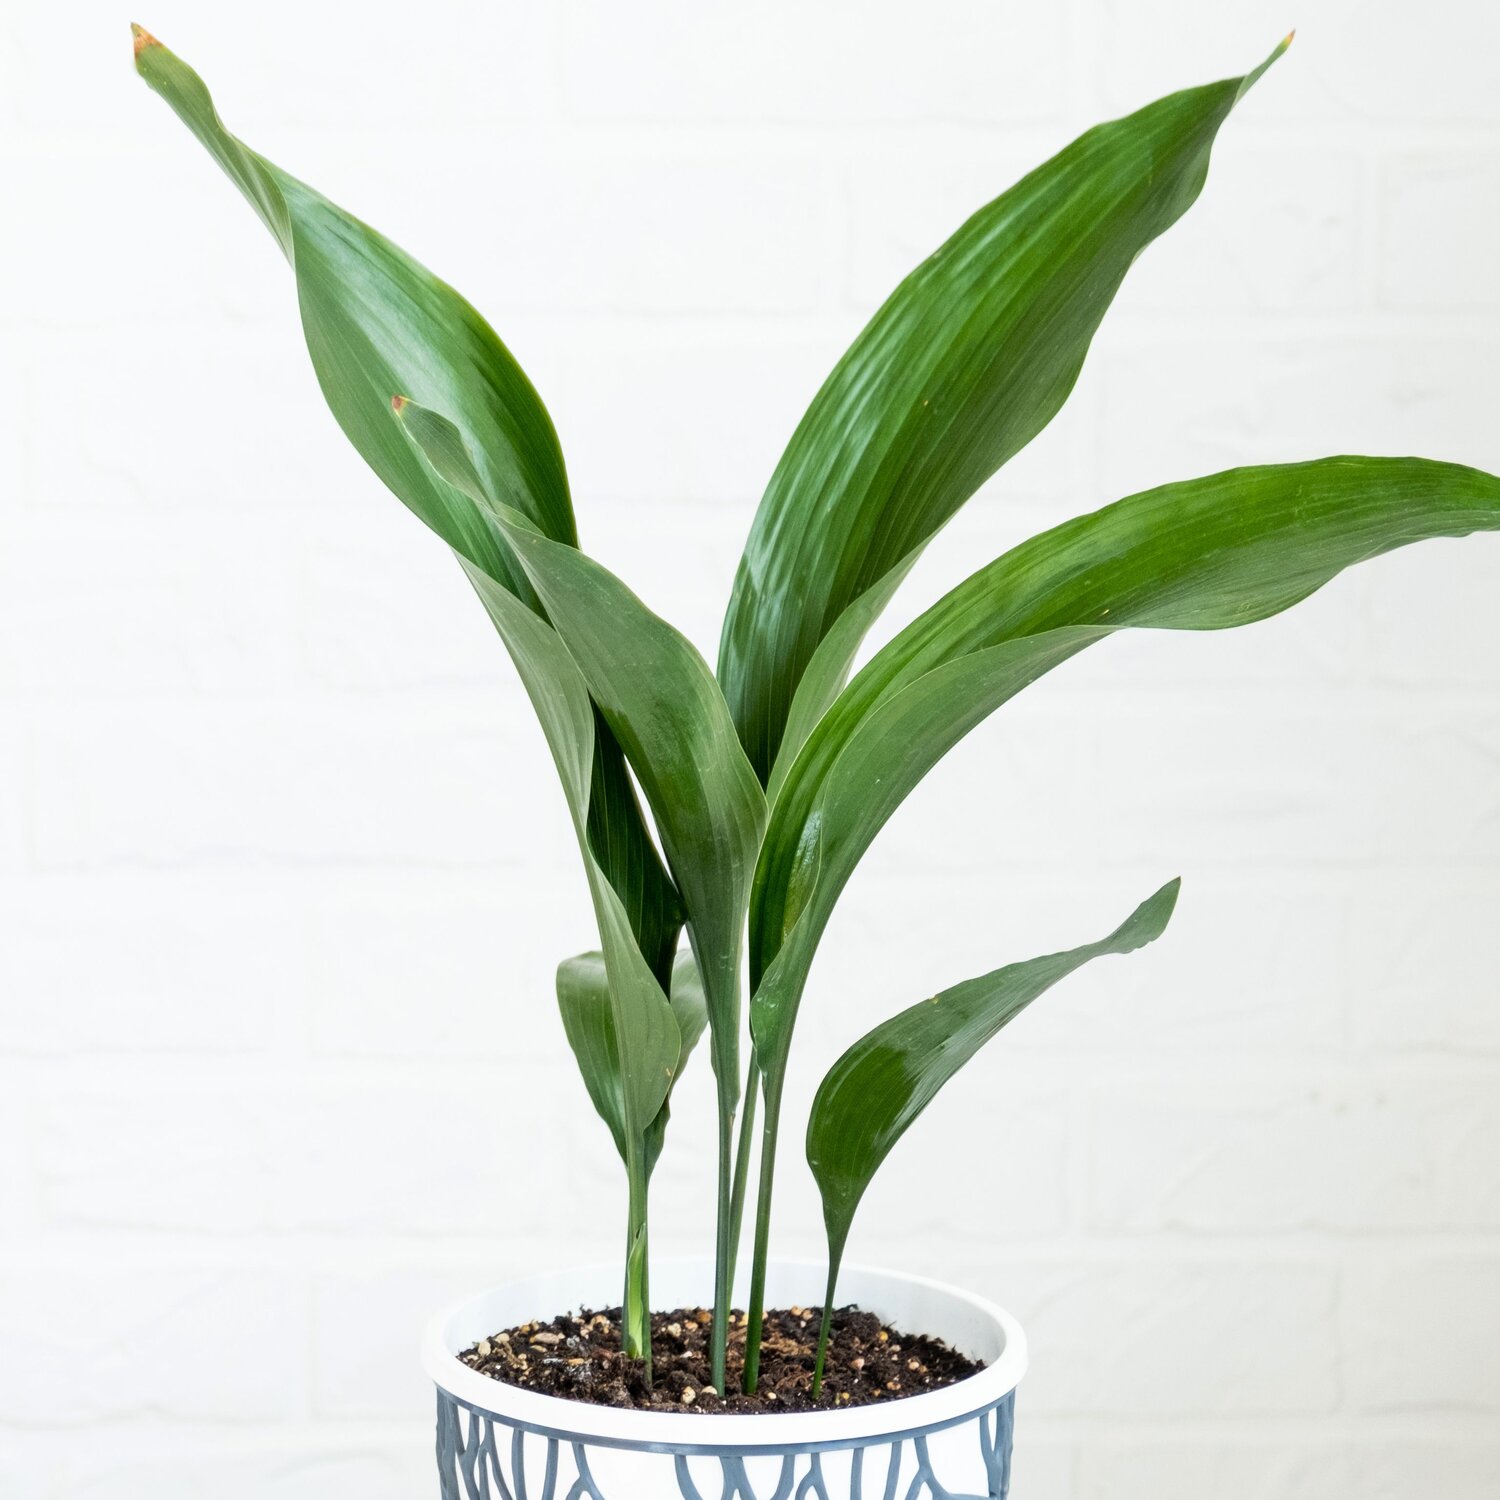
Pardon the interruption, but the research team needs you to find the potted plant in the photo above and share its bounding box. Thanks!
[131,25,1498,1499]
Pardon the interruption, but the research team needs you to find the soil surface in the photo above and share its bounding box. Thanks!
[457,1304,983,1413]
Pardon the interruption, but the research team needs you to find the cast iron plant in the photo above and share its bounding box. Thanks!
[132,26,1499,1397]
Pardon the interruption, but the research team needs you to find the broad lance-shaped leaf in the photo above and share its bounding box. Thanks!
[461,565,680,1159]
[803,877,1178,1392]
[752,456,1500,1071]
[132,27,679,983]
[558,951,708,1176]
[394,399,767,1101]
[132,25,572,569]
[466,563,677,1363]
[720,38,1291,787]
[808,879,1179,1269]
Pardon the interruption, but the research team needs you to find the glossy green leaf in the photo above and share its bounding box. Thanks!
[808,879,1179,1264]
[802,877,1178,1392]
[132,27,680,984]
[394,393,763,1379]
[765,560,916,805]
[132,26,571,566]
[558,949,708,1176]
[752,457,1500,1071]
[557,953,626,1155]
[461,566,681,1153]
[395,398,767,1101]
[720,39,1290,786]
[461,555,673,1367]
[462,561,669,1366]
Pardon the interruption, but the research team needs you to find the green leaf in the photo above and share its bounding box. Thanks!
[132,26,572,582]
[752,456,1500,1069]
[808,879,1179,1264]
[765,559,916,805]
[132,28,680,984]
[719,38,1291,787]
[395,399,767,1102]
[557,953,627,1158]
[462,567,680,1160]
[647,951,710,1175]
[558,950,708,1175]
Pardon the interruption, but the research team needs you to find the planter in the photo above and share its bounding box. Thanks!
[423,1259,1026,1499]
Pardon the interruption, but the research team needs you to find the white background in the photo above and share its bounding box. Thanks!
[2,1,1499,1495]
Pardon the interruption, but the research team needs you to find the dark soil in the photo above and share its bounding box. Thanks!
[457,1304,983,1413]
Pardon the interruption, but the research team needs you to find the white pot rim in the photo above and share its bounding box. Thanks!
[422,1257,1027,1453]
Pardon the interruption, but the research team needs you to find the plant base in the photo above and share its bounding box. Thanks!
[457,1302,982,1413]
[425,1260,1026,1499]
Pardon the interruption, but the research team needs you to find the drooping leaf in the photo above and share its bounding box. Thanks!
[751,457,1500,1070]
[395,399,767,1102]
[557,953,627,1157]
[808,879,1179,1265]
[720,39,1291,787]
[132,25,572,567]
[462,566,680,1161]
[132,27,680,983]
[558,950,709,1175]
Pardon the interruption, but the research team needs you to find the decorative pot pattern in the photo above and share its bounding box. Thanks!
[436,1384,1015,1499]
[426,1262,1027,1500]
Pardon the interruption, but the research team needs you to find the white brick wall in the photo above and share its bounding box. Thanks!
[2,2,1498,1495]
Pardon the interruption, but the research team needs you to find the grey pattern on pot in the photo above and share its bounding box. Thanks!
[436,1387,1015,1500]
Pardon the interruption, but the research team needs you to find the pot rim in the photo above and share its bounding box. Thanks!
[422,1257,1027,1453]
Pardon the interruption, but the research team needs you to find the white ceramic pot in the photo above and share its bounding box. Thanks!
[423,1258,1026,1499]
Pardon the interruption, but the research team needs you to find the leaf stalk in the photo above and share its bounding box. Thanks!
[810,1246,844,1400]
[623,1167,652,1383]
[741,1069,783,1394]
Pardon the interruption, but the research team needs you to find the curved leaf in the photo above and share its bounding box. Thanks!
[133,28,680,983]
[558,949,708,1176]
[396,398,766,1100]
[808,879,1179,1264]
[464,564,671,1361]
[720,38,1291,785]
[557,953,627,1157]
[133,26,572,565]
[463,566,681,1153]
[752,456,1500,1069]
[765,559,916,804]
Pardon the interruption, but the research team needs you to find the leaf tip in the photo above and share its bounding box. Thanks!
[1237,29,1295,100]
[130,22,160,57]
[390,394,410,416]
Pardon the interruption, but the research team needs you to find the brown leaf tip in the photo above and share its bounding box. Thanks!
[1281,28,1296,50]
[130,23,161,56]
[390,394,410,414]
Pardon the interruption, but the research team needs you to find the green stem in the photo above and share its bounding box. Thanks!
[741,1071,783,1394]
[710,1058,760,1392]
[623,1168,652,1385]
[810,1243,844,1400]
[710,1089,734,1394]
[726,1058,759,1290]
